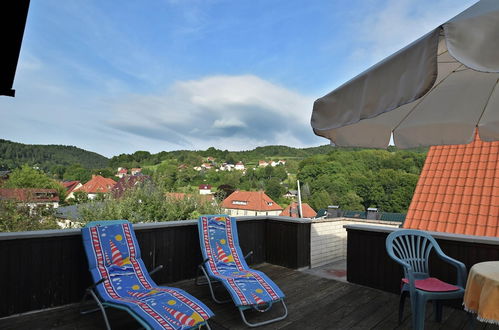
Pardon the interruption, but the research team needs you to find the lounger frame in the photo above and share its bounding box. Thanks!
[197,215,288,327]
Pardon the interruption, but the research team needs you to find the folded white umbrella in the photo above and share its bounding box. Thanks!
[311,0,499,149]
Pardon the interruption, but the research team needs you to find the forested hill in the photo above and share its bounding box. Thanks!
[0,139,109,171]
[109,145,338,168]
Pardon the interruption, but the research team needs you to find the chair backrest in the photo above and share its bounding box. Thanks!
[81,220,158,300]
[198,214,250,276]
[386,229,441,279]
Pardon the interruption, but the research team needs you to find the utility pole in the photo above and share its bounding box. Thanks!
[297,180,303,218]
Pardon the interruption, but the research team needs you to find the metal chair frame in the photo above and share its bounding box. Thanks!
[195,250,288,327]
[386,229,466,330]
[80,220,212,330]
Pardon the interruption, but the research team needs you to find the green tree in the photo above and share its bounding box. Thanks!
[154,161,178,191]
[0,200,59,232]
[332,190,364,211]
[215,184,236,201]
[308,190,331,211]
[68,191,89,204]
[265,178,285,201]
[92,168,114,179]
[78,183,222,223]
[63,164,92,182]
[5,165,67,201]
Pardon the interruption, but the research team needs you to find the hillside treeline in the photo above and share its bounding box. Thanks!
[109,145,337,169]
[1,139,427,214]
[0,139,109,172]
[298,149,426,213]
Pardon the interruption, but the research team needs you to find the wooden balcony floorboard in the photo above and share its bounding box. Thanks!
[1,263,496,330]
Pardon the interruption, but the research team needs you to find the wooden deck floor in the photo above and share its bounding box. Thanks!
[1,263,497,330]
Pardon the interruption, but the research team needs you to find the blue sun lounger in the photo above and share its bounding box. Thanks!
[197,215,288,327]
[81,220,214,330]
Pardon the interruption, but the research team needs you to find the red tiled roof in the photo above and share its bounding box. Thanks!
[199,184,211,189]
[61,181,80,193]
[222,191,282,211]
[112,175,150,198]
[404,133,498,237]
[75,175,116,194]
[280,202,317,218]
[0,188,59,202]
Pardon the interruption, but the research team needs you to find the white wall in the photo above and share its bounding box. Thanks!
[310,218,400,268]
[224,208,282,217]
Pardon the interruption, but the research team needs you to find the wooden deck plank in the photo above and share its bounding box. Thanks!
[0,263,490,330]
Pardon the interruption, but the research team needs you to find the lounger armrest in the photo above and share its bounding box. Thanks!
[88,277,107,290]
[149,265,164,276]
[198,258,209,268]
[244,251,253,260]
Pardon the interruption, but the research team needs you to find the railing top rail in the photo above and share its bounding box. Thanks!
[0,216,311,241]
[344,224,499,246]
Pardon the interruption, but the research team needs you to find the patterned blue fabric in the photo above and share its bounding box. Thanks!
[198,215,285,307]
[82,221,214,330]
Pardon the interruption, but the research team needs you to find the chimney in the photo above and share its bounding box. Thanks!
[327,205,339,218]
[367,207,378,220]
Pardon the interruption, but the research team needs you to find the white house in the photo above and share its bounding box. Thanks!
[201,163,212,170]
[219,163,235,171]
[258,160,269,167]
[199,184,212,195]
[221,190,283,216]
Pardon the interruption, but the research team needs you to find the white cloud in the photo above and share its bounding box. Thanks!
[351,0,478,64]
[213,118,246,129]
[109,75,320,150]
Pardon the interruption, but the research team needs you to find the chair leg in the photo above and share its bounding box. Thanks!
[399,290,408,324]
[198,265,231,304]
[433,300,442,322]
[238,299,288,327]
[80,289,112,330]
[414,295,426,330]
[195,265,208,285]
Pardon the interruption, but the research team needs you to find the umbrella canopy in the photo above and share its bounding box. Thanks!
[311,0,499,149]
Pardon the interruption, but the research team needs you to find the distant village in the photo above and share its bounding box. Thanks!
[0,158,320,229]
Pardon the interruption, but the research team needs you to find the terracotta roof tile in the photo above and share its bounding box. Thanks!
[426,220,437,231]
[61,180,81,194]
[404,132,498,237]
[475,226,486,236]
[112,175,151,198]
[0,188,59,202]
[75,175,116,194]
[222,191,282,212]
[279,202,317,218]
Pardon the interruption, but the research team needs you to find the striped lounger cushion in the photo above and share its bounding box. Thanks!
[198,215,285,307]
[82,221,213,329]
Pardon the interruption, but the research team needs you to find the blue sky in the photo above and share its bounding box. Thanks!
[0,0,477,157]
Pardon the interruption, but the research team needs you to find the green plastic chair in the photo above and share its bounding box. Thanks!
[385,229,466,330]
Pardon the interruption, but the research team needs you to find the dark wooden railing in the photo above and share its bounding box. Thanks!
[0,216,311,318]
[345,224,499,294]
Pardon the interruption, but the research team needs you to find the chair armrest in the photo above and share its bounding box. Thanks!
[87,277,107,291]
[244,251,253,260]
[435,252,467,287]
[149,265,164,276]
[198,258,209,268]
